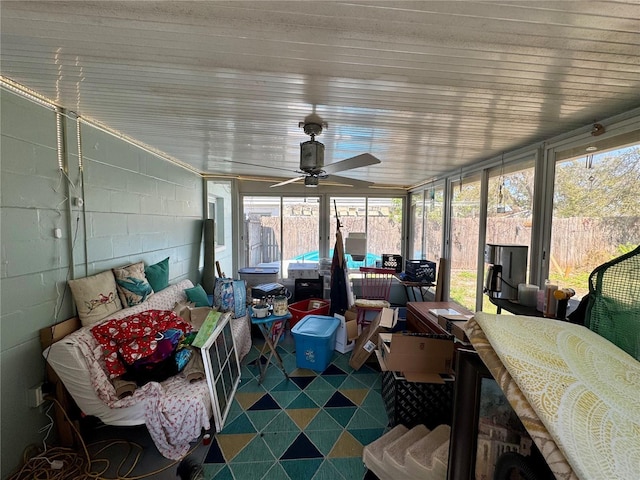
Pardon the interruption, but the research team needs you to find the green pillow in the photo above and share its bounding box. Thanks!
[145,257,170,292]
[185,284,210,307]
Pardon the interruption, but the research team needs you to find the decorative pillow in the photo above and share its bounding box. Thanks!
[213,278,247,318]
[68,270,123,327]
[112,262,154,307]
[145,257,170,292]
[185,284,210,307]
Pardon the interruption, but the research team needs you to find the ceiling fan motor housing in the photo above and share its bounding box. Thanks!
[300,140,325,172]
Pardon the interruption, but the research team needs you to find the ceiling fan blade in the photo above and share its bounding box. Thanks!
[222,158,294,173]
[323,175,375,188]
[270,175,305,188]
[322,153,381,174]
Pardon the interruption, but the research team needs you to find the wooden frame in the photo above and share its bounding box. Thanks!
[39,317,82,447]
[200,313,242,432]
[447,349,536,480]
[447,349,487,480]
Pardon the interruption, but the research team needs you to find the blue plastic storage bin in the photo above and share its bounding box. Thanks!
[291,315,340,372]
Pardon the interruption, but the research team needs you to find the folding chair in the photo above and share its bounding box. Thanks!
[354,267,395,327]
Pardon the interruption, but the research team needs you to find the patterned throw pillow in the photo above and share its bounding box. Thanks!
[69,270,123,327]
[112,262,154,307]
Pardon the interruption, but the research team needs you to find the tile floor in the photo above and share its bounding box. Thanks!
[202,331,387,480]
[78,329,386,480]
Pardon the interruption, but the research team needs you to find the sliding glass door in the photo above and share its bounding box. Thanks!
[549,141,640,298]
[449,175,482,310]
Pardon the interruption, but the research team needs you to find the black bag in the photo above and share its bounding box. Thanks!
[122,350,179,386]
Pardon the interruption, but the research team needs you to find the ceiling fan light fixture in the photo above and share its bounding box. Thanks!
[300,140,325,172]
[270,113,380,188]
[304,175,319,187]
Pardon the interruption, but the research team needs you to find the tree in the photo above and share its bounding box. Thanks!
[554,146,640,218]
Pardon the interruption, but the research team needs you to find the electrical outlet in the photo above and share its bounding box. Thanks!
[28,384,45,408]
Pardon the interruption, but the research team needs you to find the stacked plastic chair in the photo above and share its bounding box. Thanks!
[586,244,640,361]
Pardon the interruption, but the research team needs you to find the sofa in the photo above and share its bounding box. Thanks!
[42,261,252,460]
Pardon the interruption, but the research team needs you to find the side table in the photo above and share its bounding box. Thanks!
[250,309,292,384]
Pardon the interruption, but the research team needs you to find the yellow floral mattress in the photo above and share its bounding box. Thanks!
[468,313,640,480]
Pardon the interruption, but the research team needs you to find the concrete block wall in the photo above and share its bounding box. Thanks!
[0,89,204,477]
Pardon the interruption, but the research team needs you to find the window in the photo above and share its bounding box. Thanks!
[201,313,241,432]
[424,185,444,265]
[207,180,233,277]
[409,192,424,260]
[329,196,404,269]
[243,196,282,269]
[208,198,225,247]
[282,197,320,272]
[242,195,320,278]
[550,142,640,298]
[409,185,444,271]
[449,175,482,310]
[484,160,535,312]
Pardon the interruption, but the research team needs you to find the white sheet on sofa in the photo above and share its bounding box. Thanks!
[44,279,215,459]
[44,277,254,459]
[45,280,195,422]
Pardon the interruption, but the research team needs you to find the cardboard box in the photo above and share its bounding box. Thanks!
[333,313,359,353]
[437,314,471,343]
[349,307,394,370]
[344,307,358,323]
[377,332,454,383]
[379,307,399,329]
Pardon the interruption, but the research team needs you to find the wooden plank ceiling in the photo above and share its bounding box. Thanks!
[1,1,639,188]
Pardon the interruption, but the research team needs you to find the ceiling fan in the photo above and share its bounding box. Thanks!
[270,113,381,188]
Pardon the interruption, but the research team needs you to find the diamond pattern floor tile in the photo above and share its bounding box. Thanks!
[281,432,323,460]
[204,337,388,480]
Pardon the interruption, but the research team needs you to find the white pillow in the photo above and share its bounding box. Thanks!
[69,270,123,327]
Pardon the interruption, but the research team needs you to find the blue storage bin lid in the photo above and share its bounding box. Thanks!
[291,315,340,338]
[238,267,279,274]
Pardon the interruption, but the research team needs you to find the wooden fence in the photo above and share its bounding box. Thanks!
[246,213,639,271]
[452,216,640,271]
[244,214,403,265]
